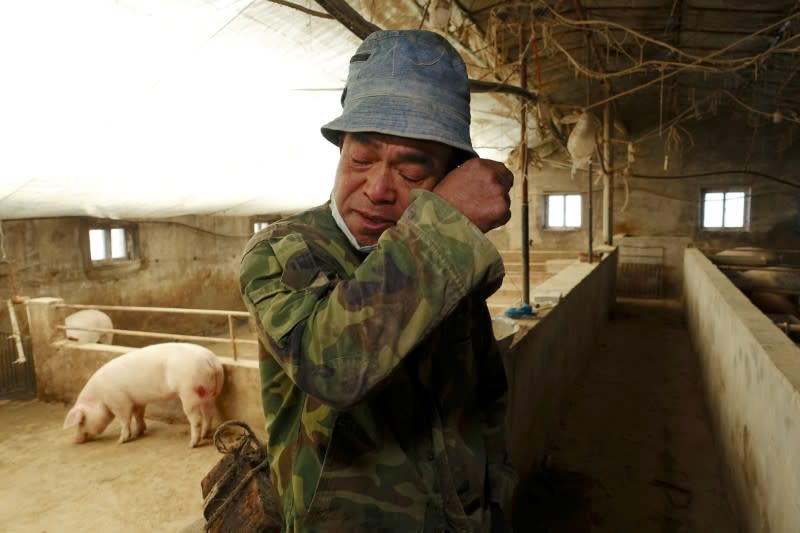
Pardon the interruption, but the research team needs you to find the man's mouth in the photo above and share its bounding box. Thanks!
[356,211,395,233]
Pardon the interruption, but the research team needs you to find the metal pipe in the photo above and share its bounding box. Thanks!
[57,303,250,318]
[602,102,614,245]
[228,315,238,361]
[521,203,530,305]
[587,162,593,264]
[776,322,800,334]
[715,264,800,273]
[7,300,26,364]
[55,325,258,346]
[520,11,531,306]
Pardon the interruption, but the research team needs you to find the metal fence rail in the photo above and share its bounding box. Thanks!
[56,303,257,361]
[617,245,665,299]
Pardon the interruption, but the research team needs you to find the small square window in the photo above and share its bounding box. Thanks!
[545,193,582,229]
[89,227,132,262]
[702,189,748,229]
[253,221,270,233]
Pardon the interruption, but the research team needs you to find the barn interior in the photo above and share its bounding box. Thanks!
[2,1,800,532]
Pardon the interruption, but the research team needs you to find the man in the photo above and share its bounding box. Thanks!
[240,29,516,532]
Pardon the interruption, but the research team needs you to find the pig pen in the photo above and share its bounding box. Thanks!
[14,253,619,532]
[8,298,268,533]
[0,398,220,532]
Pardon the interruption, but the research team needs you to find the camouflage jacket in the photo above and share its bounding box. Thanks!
[240,190,517,532]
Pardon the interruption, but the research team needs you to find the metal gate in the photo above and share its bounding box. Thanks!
[0,332,35,398]
[617,245,665,298]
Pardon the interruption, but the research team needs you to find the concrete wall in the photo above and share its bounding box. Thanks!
[505,249,618,478]
[28,297,265,439]
[29,243,618,469]
[2,215,256,343]
[684,248,800,533]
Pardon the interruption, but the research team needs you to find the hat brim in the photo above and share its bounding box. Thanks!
[321,94,478,158]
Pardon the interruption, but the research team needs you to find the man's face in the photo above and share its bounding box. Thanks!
[333,132,453,247]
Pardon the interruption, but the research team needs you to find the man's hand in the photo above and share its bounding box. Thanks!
[433,158,514,233]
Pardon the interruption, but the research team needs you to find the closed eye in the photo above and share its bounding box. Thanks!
[401,173,426,183]
[397,164,429,183]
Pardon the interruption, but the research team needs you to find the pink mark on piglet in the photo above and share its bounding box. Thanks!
[194,385,207,398]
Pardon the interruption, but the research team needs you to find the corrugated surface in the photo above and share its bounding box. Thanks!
[0,334,35,398]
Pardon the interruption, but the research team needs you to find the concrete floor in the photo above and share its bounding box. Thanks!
[2,297,737,532]
[513,298,737,532]
[0,398,220,533]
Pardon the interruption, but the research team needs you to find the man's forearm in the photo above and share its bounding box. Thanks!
[241,193,505,409]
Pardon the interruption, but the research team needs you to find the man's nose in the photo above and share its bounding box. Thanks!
[364,164,396,204]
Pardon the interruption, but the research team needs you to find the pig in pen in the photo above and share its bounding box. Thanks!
[63,342,225,447]
[65,309,114,344]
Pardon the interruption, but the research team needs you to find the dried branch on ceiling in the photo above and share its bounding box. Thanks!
[314,0,380,38]
[267,0,334,19]
[539,4,800,82]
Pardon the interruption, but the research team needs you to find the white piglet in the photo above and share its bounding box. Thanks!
[63,342,225,447]
[65,309,114,344]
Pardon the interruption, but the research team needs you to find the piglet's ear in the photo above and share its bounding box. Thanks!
[63,407,84,429]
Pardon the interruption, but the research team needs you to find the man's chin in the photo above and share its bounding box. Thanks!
[351,224,388,247]
[354,235,379,248]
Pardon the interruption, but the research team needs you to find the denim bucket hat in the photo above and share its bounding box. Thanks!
[321,30,477,158]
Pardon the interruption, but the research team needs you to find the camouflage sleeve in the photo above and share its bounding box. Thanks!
[475,303,519,509]
[240,189,505,410]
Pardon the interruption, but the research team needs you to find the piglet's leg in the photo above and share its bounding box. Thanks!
[185,406,203,448]
[133,405,147,437]
[111,405,134,444]
[180,388,206,448]
[200,402,218,439]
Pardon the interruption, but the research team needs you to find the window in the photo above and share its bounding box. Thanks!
[253,221,270,233]
[702,190,748,229]
[545,193,582,229]
[252,215,281,234]
[89,226,135,262]
[82,221,141,277]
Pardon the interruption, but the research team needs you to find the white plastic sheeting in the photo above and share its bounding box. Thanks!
[0,0,356,220]
[0,0,518,221]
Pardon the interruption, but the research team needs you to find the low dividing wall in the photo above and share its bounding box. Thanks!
[505,249,618,478]
[27,298,265,440]
[29,249,618,471]
[684,248,800,533]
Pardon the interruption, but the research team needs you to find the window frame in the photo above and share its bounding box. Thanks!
[543,192,583,230]
[700,187,751,231]
[81,220,141,274]
[89,227,130,262]
[253,221,271,234]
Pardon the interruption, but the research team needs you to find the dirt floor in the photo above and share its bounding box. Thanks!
[2,297,738,532]
[0,398,221,533]
[513,298,738,532]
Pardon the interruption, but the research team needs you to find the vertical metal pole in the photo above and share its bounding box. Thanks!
[228,314,238,361]
[7,300,26,364]
[520,13,530,306]
[587,162,593,264]
[602,102,614,245]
